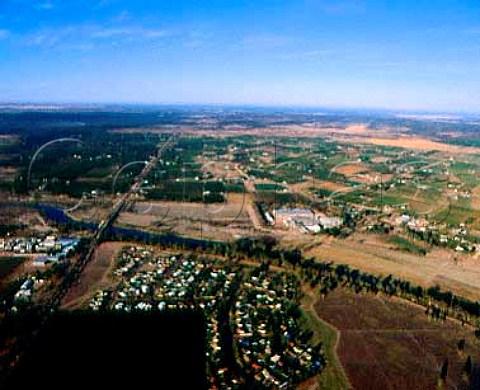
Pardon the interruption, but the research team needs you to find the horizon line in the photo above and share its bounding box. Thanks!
[1,100,479,117]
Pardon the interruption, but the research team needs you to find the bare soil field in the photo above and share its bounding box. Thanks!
[342,124,368,134]
[304,233,480,301]
[111,124,480,156]
[61,241,124,309]
[0,206,58,234]
[0,206,27,224]
[471,186,480,210]
[315,289,480,390]
[69,208,111,225]
[116,193,256,240]
[332,163,370,176]
[339,135,480,155]
[127,194,251,226]
[291,180,351,194]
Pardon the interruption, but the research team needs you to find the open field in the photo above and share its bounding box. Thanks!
[113,125,480,155]
[116,193,254,240]
[441,198,480,225]
[291,180,351,195]
[347,135,480,154]
[332,163,369,176]
[134,193,248,222]
[0,206,58,235]
[304,233,480,300]
[315,289,480,390]
[61,241,124,309]
[470,186,480,210]
[341,125,369,135]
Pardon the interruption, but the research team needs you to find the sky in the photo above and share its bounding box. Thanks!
[0,0,480,112]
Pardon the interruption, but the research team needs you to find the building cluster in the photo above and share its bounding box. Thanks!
[89,245,324,389]
[234,270,323,388]
[270,208,342,234]
[395,215,479,252]
[12,275,45,307]
[0,235,79,264]
[89,246,242,388]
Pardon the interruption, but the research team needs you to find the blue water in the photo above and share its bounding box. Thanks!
[0,202,223,250]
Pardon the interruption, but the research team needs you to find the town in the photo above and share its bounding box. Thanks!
[89,245,324,389]
[0,235,80,264]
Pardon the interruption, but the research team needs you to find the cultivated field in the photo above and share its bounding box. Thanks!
[315,289,480,390]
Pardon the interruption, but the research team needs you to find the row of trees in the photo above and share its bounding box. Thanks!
[204,235,480,332]
[295,258,480,324]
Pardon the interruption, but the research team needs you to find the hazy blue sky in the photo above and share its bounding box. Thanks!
[1,0,480,112]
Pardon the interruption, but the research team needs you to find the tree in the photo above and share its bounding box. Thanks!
[464,355,473,376]
[440,359,449,381]
[286,302,302,320]
[457,339,466,352]
[475,328,480,339]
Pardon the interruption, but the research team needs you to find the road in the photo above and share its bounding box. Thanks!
[54,134,177,306]
[234,164,275,233]
[0,135,178,386]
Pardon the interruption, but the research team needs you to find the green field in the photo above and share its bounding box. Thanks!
[386,235,428,255]
[300,294,351,390]
[254,183,286,191]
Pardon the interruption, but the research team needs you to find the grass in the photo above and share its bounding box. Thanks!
[334,190,366,205]
[225,183,246,193]
[387,235,428,255]
[309,187,333,198]
[450,161,478,172]
[254,183,286,191]
[449,162,480,187]
[300,293,351,390]
[83,165,116,179]
[324,154,349,170]
[368,194,408,208]
[437,197,480,225]
[447,139,480,148]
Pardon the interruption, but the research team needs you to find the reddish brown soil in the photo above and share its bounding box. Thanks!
[61,241,124,309]
[315,289,480,390]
